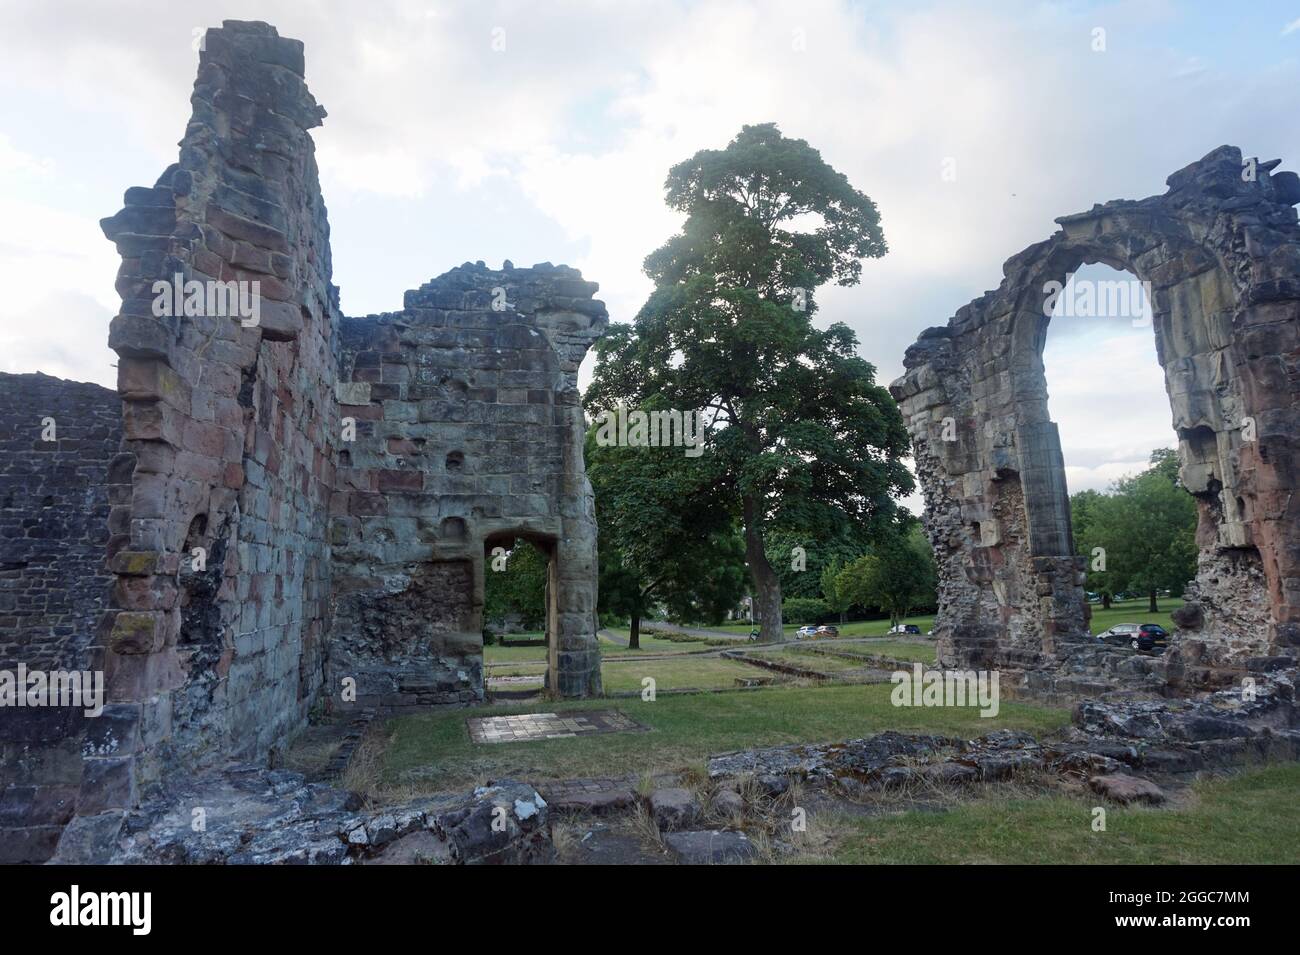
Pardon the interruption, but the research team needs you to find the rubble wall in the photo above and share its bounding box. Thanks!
[330,263,607,708]
[0,372,120,862]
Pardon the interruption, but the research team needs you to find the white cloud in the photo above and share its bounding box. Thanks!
[1,0,1296,476]
[1043,313,1176,494]
[0,194,120,387]
[316,143,431,199]
[0,133,52,177]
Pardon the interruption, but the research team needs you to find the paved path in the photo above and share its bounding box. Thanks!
[599,624,752,645]
[597,628,628,646]
[646,622,755,642]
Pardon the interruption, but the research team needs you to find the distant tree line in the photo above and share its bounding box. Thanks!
[1071,448,1197,612]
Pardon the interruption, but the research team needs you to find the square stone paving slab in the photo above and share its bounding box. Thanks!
[467,710,648,744]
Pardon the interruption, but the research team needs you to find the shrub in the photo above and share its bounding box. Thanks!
[782,597,830,623]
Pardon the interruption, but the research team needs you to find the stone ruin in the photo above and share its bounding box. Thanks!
[1,21,604,862]
[891,145,1300,695]
[4,19,1300,866]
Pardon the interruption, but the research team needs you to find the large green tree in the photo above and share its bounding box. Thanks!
[587,428,747,649]
[820,558,852,623]
[1070,487,1114,608]
[483,538,549,633]
[836,525,934,628]
[764,524,875,601]
[1071,449,1198,613]
[585,124,912,641]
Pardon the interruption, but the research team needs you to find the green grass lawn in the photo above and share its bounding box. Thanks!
[599,631,712,654]
[696,599,1179,641]
[378,683,1070,793]
[600,656,760,693]
[747,647,874,673]
[809,641,937,664]
[484,643,549,663]
[486,655,759,690]
[809,763,1300,864]
[486,662,547,678]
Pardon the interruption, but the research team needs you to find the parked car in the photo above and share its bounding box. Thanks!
[1097,623,1168,652]
[814,625,839,639]
[888,624,922,635]
[795,625,818,639]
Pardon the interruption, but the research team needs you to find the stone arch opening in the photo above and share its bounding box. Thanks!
[1039,262,1187,617]
[891,147,1300,691]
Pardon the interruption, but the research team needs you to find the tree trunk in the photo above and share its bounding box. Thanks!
[628,613,640,651]
[1148,589,1158,614]
[1102,592,1112,610]
[742,496,783,642]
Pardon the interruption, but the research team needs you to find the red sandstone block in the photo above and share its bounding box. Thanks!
[182,419,227,459]
[108,551,161,576]
[205,360,243,398]
[114,575,178,612]
[231,241,274,274]
[224,461,246,489]
[105,646,186,700]
[205,205,289,253]
[123,399,184,446]
[192,247,225,278]
[376,469,423,492]
[118,358,192,413]
[349,493,388,516]
[109,611,164,654]
[212,396,246,431]
[340,403,382,420]
[338,468,373,491]
[257,299,303,341]
[175,450,223,485]
[131,441,178,476]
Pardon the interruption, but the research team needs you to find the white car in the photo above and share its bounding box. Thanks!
[795,625,818,639]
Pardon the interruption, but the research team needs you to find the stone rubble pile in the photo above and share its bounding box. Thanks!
[84,768,553,865]
[707,672,1300,802]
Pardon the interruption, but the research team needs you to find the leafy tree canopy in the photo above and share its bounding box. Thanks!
[1071,448,1197,612]
[587,428,747,648]
[585,123,911,641]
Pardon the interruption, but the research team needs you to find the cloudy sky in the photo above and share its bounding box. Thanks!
[2,0,1298,501]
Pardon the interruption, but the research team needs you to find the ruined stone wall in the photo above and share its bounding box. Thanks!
[330,263,607,709]
[2,21,608,861]
[95,20,341,813]
[0,374,120,670]
[891,146,1300,689]
[0,373,120,862]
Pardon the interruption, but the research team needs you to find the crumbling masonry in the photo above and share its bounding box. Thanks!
[5,20,1300,865]
[1,21,604,861]
[891,146,1300,694]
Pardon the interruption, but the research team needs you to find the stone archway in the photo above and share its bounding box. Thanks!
[890,146,1300,691]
